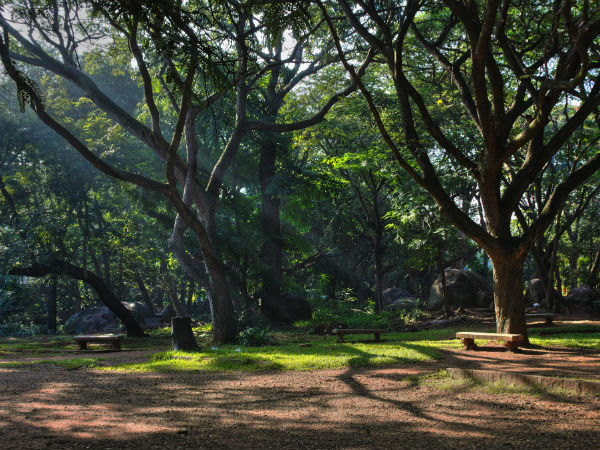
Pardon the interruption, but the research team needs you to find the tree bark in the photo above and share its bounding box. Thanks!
[166,278,187,317]
[490,253,528,344]
[203,252,236,343]
[259,136,284,317]
[171,316,199,351]
[9,260,146,337]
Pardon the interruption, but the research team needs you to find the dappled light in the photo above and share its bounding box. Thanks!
[0,362,598,449]
[1,0,600,448]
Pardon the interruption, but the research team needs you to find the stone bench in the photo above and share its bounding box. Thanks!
[332,328,385,343]
[74,334,123,351]
[526,313,557,326]
[456,331,524,352]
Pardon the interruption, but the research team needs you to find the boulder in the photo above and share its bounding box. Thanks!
[64,301,160,334]
[381,287,413,308]
[386,297,418,311]
[429,269,492,308]
[565,285,600,312]
[525,279,546,304]
[123,301,154,323]
[64,307,119,335]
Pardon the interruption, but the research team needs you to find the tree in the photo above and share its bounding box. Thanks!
[0,0,370,342]
[319,0,600,340]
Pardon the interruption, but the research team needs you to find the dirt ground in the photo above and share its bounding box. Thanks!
[1,341,599,450]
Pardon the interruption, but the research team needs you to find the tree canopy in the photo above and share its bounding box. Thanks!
[0,0,599,343]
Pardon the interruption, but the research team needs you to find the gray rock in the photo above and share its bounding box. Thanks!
[64,301,159,334]
[429,269,492,308]
[525,279,546,304]
[64,307,118,335]
[565,285,600,311]
[386,297,418,311]
[123,301,154,323]
[381,287,413,307]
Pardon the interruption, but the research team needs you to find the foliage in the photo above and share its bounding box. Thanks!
[238,326,278,347]
[0,0,599,341]
[0,322,45,337]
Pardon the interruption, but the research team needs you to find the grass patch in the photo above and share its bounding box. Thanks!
[529,324,600,335]
[1,357,100,370]
[101,336,447,373]
[1,323,597,374]
[530,333,600,350]
[416,369,594,400]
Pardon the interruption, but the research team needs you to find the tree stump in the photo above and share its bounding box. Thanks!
[171,317,199,351]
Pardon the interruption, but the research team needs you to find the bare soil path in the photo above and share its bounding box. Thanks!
[0,345,599,450]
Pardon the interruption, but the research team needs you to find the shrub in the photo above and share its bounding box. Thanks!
[0,322,45,337]
[238,326,277,347]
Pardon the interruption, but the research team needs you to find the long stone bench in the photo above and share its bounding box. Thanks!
[456,331,524,352]
[332,328,385,343]
[74,334,123,351]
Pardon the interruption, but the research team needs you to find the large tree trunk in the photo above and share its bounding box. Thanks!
[171,316,199,351]
[490,253,528,344]
[200,204,236,342]
[169,205,237,344]
[259,136,284,316]
[9,260,146,337]
[203,253,236,344]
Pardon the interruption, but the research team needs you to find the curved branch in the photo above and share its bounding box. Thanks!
[8,260,146,337]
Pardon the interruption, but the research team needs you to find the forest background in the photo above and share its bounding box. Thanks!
[0,0,599,343]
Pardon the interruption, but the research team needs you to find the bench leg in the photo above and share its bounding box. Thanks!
[545,317,553,326]
[505,341,519,352]
[77,341,87,350]
[462,338,477,350]
[374,333,380,343]
[337,334,344,343]
[111,341,121,350]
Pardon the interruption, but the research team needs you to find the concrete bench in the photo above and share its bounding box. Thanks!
[74,334,123,351]
[456,331,524,352]
[526,313,557,325]
[332,328,385,343]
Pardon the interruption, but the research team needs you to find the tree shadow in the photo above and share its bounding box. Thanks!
[1,364,598,450]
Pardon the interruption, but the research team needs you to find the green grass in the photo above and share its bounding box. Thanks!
[1,323,598,373]
[412,369,597,399]
[101,337,449,372]
[529,333,600,349]
[1,357,101,370]
[529,324,600,335]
